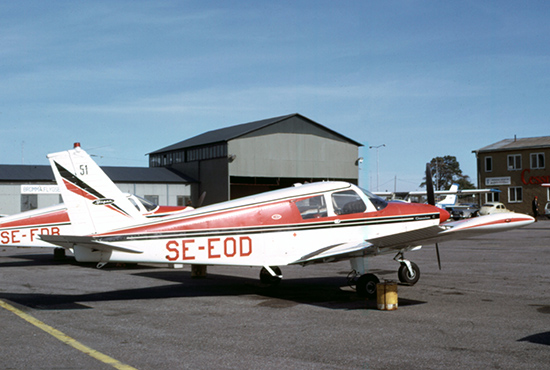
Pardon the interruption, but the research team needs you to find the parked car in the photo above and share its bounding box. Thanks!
[545,202,550,219]
[479,202,509,216]
[447,204,480,220]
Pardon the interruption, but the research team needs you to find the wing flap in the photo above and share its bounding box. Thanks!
[39,235,143,254]
[292,241,373,264]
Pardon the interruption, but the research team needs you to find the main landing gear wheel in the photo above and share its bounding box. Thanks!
[398,261,420,285]
[356,273,380,299]
[260,266,282,286]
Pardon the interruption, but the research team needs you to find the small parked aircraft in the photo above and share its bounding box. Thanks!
[375,184,498,208]
[0,186,189,250]
[40,145,534,298]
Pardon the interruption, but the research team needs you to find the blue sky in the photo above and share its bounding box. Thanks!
[1,1,549,191]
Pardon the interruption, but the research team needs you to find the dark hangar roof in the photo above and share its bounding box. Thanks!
[474,136,550,153]
[149,113,363,155]
[0,165,194,183]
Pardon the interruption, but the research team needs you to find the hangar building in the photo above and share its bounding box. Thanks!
[473,135,550,215]
[148,113,363,205]
[0,113,362,215]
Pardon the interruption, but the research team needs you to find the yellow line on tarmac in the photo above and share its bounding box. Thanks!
[0,299,138,370]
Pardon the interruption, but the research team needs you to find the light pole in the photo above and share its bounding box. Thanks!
[369,144,385,191]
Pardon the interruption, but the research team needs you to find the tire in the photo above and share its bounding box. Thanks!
[356,273,380,299]
[398,262,420,285]
[260,266,282,286]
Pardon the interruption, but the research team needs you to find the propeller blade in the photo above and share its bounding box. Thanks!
[425,163,435,206]
[435,243,442,270]
[197,191,207,207]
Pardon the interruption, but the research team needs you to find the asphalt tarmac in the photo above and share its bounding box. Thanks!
[1,221,549,369]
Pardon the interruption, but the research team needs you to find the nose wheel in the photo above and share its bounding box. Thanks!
[397,261,420,285]
[394,252,421,285]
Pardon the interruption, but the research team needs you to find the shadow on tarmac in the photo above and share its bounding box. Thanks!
[0,271,425,312]
[1,251,426,311]
[518,331,550,346]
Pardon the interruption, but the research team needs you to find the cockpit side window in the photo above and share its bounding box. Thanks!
[295,195,327,219]
[331,190,366,215]
[133,195,158,212]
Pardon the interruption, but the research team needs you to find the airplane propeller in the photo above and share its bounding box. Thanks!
[425,163,435,206]
[197,191,207,208]
[426,163,442,270]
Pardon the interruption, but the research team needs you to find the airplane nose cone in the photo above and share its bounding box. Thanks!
[439,207,451,222]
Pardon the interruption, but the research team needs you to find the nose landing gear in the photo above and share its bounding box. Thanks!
[395,252,420,285]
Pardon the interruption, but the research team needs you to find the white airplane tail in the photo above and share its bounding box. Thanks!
[436,184,458,208]
[48,144,146,235]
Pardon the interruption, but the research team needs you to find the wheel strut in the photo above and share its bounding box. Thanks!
[394,252,414,276]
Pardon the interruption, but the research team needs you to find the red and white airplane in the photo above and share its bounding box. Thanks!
[40,145,534,298]
[0,185,189,250]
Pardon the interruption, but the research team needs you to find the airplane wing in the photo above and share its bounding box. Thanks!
[292,213,533,265]
[39,234,143,254]
[408,189,499,196]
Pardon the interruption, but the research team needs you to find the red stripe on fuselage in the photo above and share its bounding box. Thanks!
[0,209,70,229]
[98,199,445,238]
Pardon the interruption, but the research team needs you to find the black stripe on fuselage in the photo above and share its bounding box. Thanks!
[98,212,440,242]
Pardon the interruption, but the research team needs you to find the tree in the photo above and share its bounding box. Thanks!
[420,155,475,190]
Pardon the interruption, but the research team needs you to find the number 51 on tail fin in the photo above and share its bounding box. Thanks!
[48,143,146,235]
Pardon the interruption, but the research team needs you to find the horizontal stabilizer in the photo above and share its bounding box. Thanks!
[39,235,143,254]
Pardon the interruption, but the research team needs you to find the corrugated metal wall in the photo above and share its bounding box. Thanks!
[228,133,358,179]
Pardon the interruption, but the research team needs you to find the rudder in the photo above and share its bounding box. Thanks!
[48,144,145,235]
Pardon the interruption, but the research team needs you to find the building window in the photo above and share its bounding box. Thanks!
[507,154,522,171]
[530,153,545,169]
[485,156,493,172]
[184,144,227,163]
[508,187,523,203]
[21,194,38,212]
[486,192,500,203]
[150,155,161,167]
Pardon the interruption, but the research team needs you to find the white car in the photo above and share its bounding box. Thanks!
[545,202,550,219]
[479,202,509,216]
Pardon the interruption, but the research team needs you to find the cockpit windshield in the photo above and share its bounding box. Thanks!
[360,187,388,211]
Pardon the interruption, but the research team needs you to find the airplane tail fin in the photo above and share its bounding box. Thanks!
[436,184,458,208]
[48,144,146,235]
